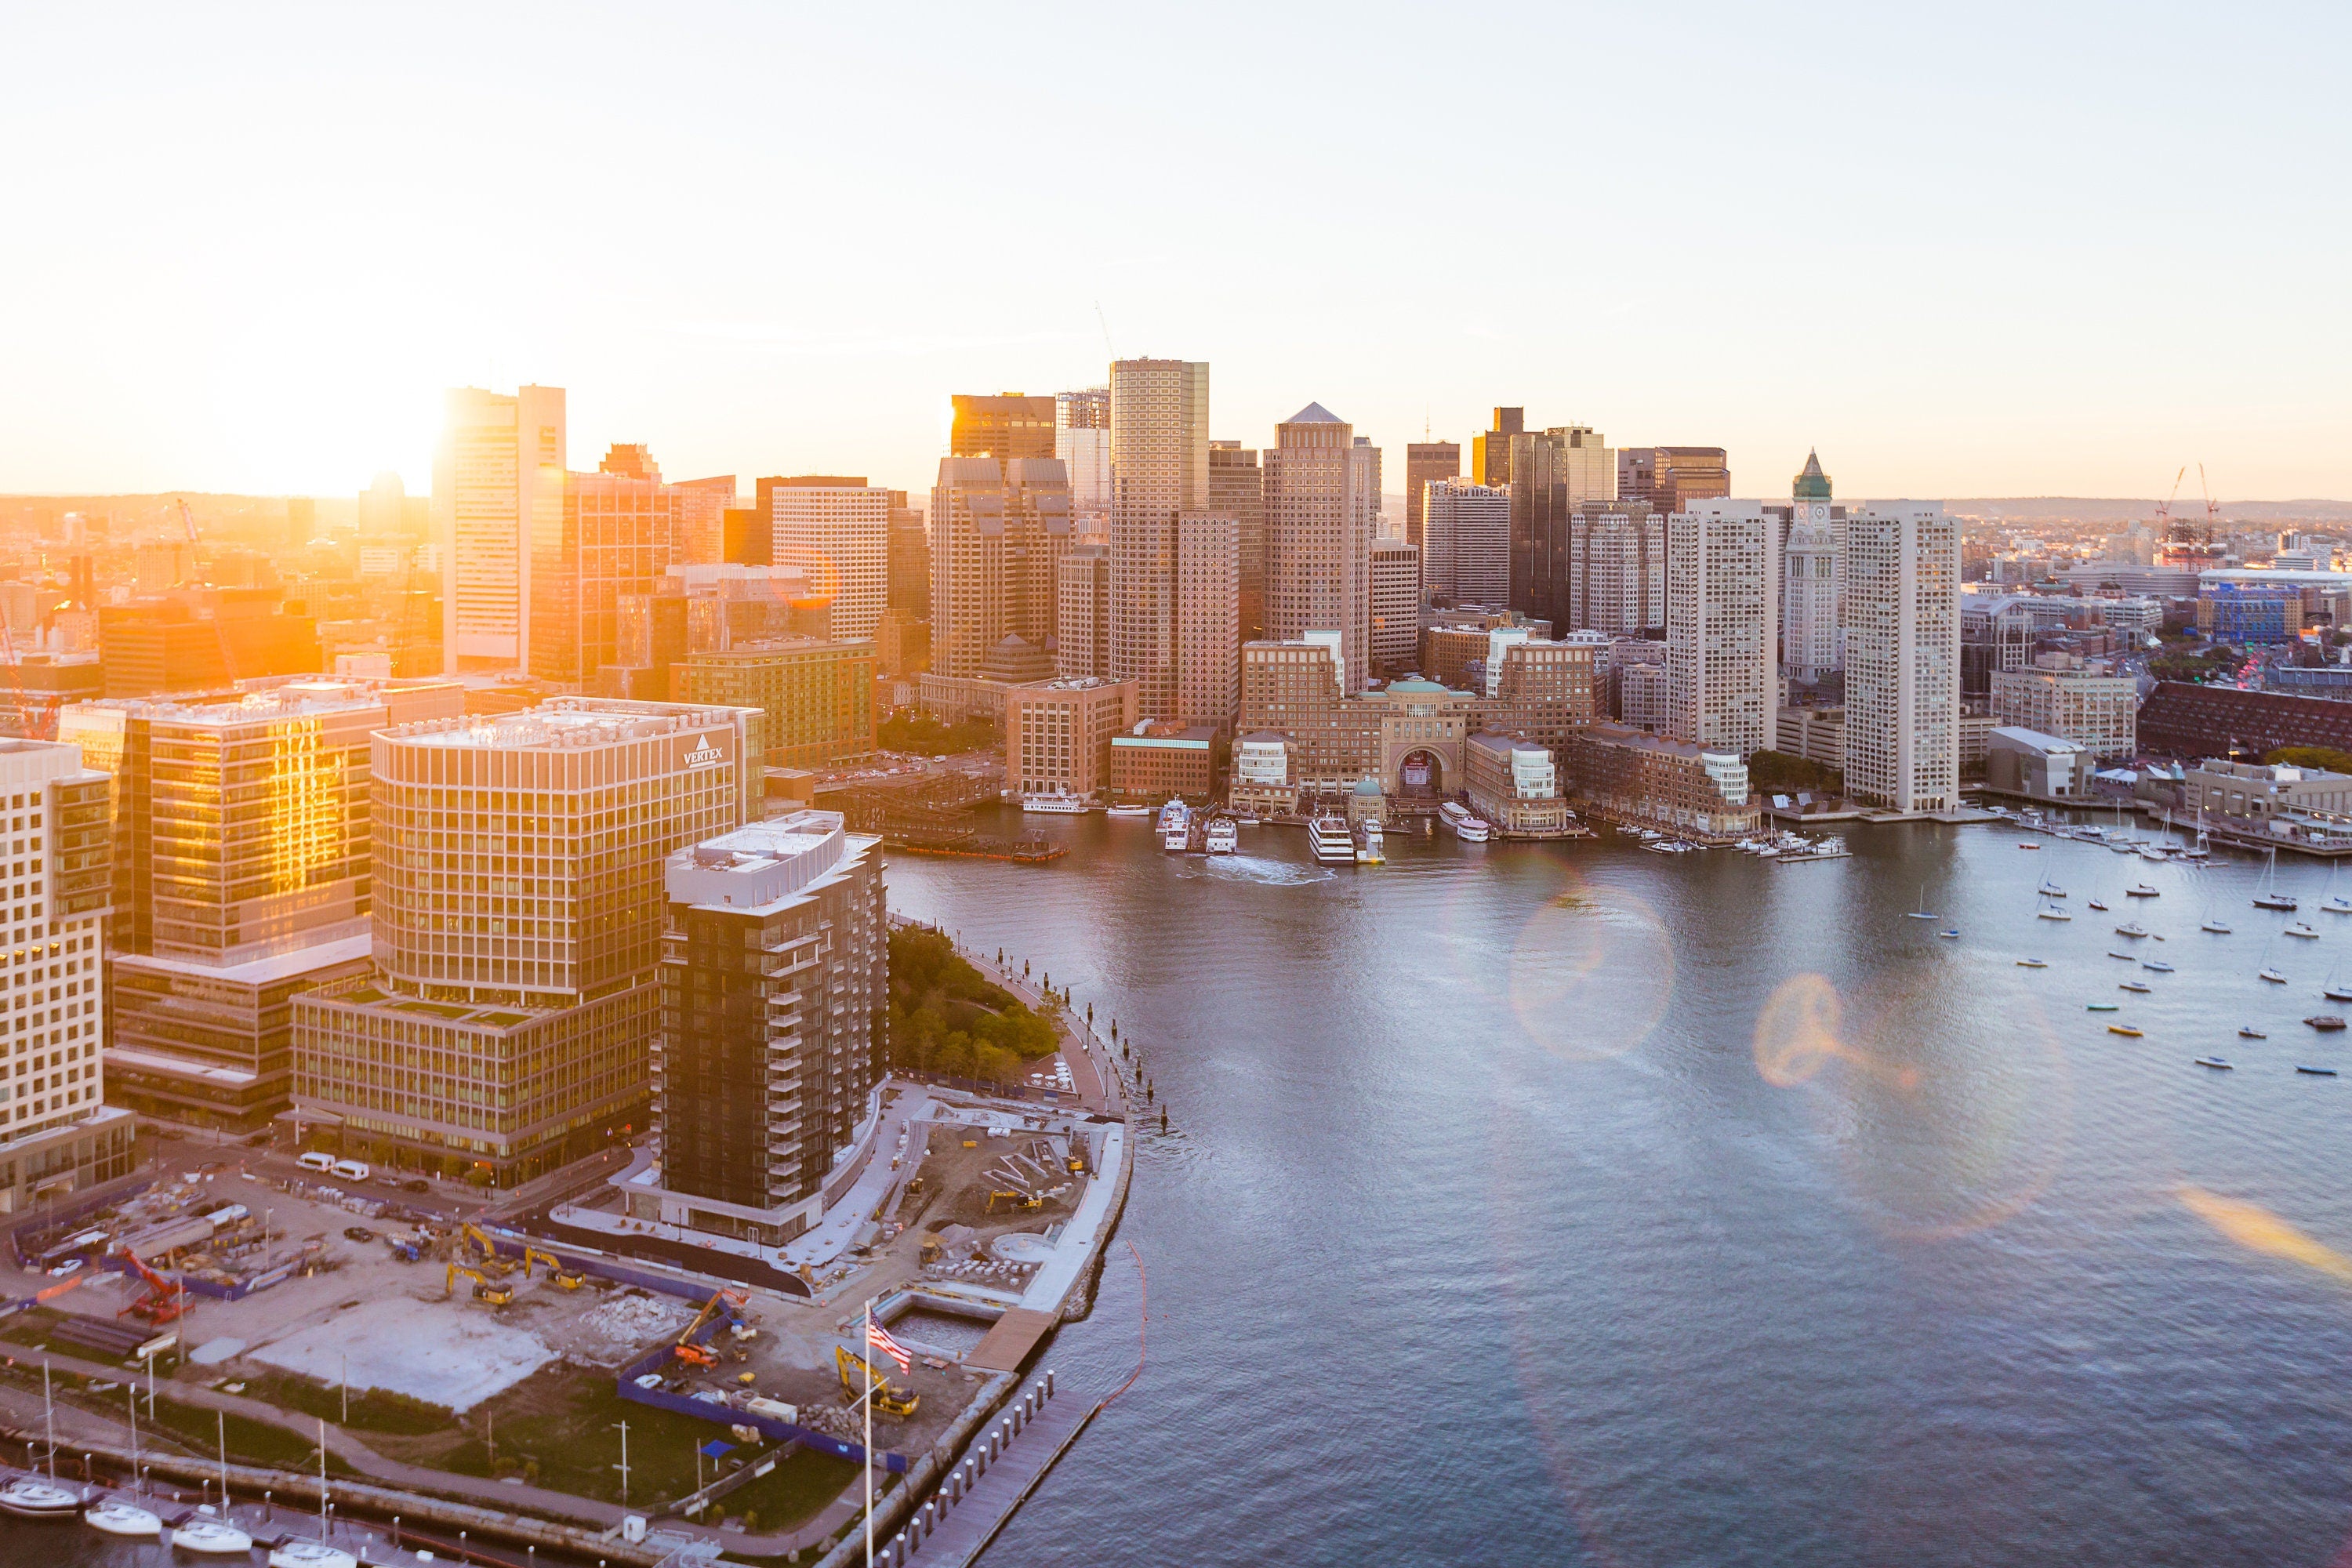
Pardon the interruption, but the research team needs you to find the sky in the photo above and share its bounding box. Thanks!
[4,2,2348,503]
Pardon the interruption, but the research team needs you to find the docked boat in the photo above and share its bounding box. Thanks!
[1204,818,1239,855]
[1105,804,1152,818]
[2087,1002,2119,1011]
[2038,880,2067,898]
[2120,982,2152,994]
[172,1516,254,1555]
[0,1477,80,1519]
[2307,1015,2348,1032]
[270,1541,361,1568]
[2194,1057,2234,1069]
[1020,789,1091,814]
[1159,798,1192,851]
[2126,884,2160,898]
[1307,815,1356,864]
[2298,1064,2339,1075]
[2143,960,2176,973]
[2286,922,2321,939]
[83,1500,161,1537]
[1438,801,1493,843]
[1353,820,1385,865]
[2108,1025,2144,1037]
[1156,797,1190,832]
[2114,922,2150,938]
[2016,958,2049,968]
[2240,1026,2268,1039]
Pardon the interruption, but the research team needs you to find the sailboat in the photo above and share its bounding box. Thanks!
[1904,883,1938,920]
[2036,894,2074,921]
[2038,878,2068,898]
[2258,934,2288,984]
[2325,964,2352,1004]
[2200,902,2232,935]
[2254,847,2299,912]
[2322,863,2352,915]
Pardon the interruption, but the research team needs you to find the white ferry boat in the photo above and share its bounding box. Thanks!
[1205,817,1239,854]
[1156,798,1190,833]
[1355,820,1385,864]
[1438,801,1493,843]
[1105,803,1152,818]
[1021,789,1091,814]
[1308,815,1356,863]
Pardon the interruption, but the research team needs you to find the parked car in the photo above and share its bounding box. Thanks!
[342,1227,376,1243]
[403,1178,431,1194]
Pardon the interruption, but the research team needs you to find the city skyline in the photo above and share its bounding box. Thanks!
[5,6,2348,501]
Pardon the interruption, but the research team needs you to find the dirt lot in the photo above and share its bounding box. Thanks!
[891,1120,1084,1235]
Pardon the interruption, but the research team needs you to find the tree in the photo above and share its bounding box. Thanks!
[1744,748,1839,795]
[2267,746,2352,775]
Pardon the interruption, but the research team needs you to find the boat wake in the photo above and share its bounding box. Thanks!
[1192,855,1337,887]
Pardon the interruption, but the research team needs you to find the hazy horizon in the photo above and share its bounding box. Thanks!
[7,2,2346,502]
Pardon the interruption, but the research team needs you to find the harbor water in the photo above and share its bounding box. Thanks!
[18,811,2352,1565]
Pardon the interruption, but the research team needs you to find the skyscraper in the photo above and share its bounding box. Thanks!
[292,698,756,1182]
[670,474,738,566]
[1054,387,1113,523]
[1404,441,1461,555]
[761,476,890,641]
[1056,544,1110,679]
[1265,402,1374,693]
[1370,542,1423,675]
[1843,503,1961,812]
[532,447,679,688]
[1423,480,1511,606]
[1176,515,1240,730]
[1783,518,1840,684]
[1568,499,1664,637]
[951,394,1058,462]
[1508,426,1614,632]
[1472,407,1524,488]
[437,385,565,673]
[1667,500,1776,757]
[1208,442,1266,642]
[1619,447,1732,516]
[1109,358,1209,720]
[886,489,930,620]
[928,457,1073,679]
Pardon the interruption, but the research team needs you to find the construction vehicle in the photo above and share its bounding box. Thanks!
[985,1189,1041,1214]
[385,1236,423,1264]
[114,1247,189,1326]
[463,1223,517,1276]
[520,1244,583,1287]
[445,1263,513,1307]
[834,1345,919,1418]
[672,1287,750,1367]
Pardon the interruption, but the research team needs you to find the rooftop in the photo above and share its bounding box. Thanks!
[387,699,737,750]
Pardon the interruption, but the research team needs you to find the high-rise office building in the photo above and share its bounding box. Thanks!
[532,449,680,688]
[0,740,132,1210]
[1264,403,1375,693]
[1350,437,1384,540]
[1055,387,1113,521]
[952,394,1058,462]
[1423,480,1511,607]
[1568,500,1664,637]
[70,679,463,1131]
[1843,504,1961,812]
[928,457,1073,680]
[1472,408,1524,488]
[681,639,877,771]
[1619,447,1732,517]
[1208,442,1267,642]
[1783,520,1840,683]
[1667,500,1776,757]
[1057,545,1111,679]
[1370,542,1423,674]
[1176,515,1240,730]
[1508,426,1615,633]
[1405,441,1461,555]
[671,474,738,566]
[629,811,885,1244]
[761,476,890,641]
[886,490,930,622]
[292,699,757,1183]
[1109,359,1209,720]
[438,385,566,673]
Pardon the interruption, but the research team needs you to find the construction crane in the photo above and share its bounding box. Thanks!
[2154,466,2188,541]
[2199,463,2221,543]
[834,1345,919,1418]
[672,1287,750,1367]
[114,1247,189,1325]
[445,1262,513,1306]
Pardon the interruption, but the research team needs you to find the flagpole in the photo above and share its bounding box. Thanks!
[864,1296,874,1568]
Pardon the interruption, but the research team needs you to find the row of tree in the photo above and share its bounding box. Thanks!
[887,927,1060,1084]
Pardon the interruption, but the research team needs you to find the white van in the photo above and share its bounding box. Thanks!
[296,1152,335,1174]
[331,1159,371,1183]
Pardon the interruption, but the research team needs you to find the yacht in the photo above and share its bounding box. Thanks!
[2201,911,2233,934]
[2194,1056,2234,1069]
[83,1500,162,1537]
[2322,867,2352,913]
[172,1516,254,1555]
[1438,801,1492,843]
[2088,898,2111,912]
[1308,815,1356,864]
[1204,817,1239,855]
[2114,922,2151,938]
[0,1477,79,1519]
[2286,921,2321,939]
[2038,880,2067,898]
[270,1543,362,1568]
[2254,848,2299,911]
[2260,967,2289,983]
[2036,902,2073,921]
[1354,820,1386,864]
[2125,884,2160,898]
[1159,799,1192,851]
[1020,789,1091,814]
[1106,802,1152,818]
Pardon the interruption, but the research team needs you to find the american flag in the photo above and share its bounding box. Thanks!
[867,1317,913,1374]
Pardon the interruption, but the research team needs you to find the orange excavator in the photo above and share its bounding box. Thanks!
[672,1287,750,1367]
[115,1247,189,1326]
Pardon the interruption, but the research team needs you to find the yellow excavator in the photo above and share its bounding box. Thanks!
[521,1245,585,1288]
[445,1262,514,1307]
[985,1189,1041,1214]
[834,1345,918,1417]
[463,1224,517,1276]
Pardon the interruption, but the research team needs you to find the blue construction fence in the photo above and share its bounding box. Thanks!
[614,1312,909,1475]
[6,1178,159,1267]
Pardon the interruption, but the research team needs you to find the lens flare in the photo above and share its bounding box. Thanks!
[1507,880,1675,1062]
[2178,1185,2352,1286]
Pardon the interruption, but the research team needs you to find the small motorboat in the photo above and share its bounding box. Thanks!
[270,1540,361,1568]
[172,1516,255,1555]
[2087,1002,2121,1011]
[2016,958,2049,969]
[2115,923,2150,938]
[2286,922,2321,939]
[2261,967,2289,983]
[2127,884,2160,898]
[2193,1057,2234,1070]
[2142,960,2176,973]
[2306,1015,2348,1032]
[2120,982,2153,994]
[2298,1064,2339,1076]
[2019,842,2042,850]
[2239,1026,2268,1039]
[0,1477,81,1519]
[1939,929,1961,939]
[2108,1025,2145,1037]
[2201,920,2231,934]
[84,1500,162,1537]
